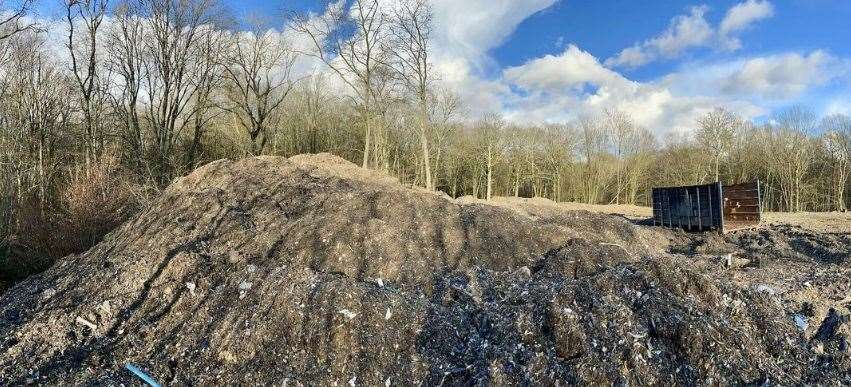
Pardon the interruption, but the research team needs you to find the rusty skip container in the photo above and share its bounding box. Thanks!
[651,181,761,233]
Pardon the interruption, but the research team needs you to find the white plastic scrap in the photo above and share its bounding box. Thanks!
[41,288,57,299]
[755,284,775,296]
[98,300,111,314]
[75,316,97,330]
[238,281,253,300]
[339,309,357,319]
[385,308,392,320]
[186,282,196,296]
[794,314,809,331]
[376,278,384,288]
[629,331,648,339]
[348,376,357,386]
[385,377,391,387]
[247,264,257,273]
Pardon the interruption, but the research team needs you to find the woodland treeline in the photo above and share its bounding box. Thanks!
[1,0,850,282]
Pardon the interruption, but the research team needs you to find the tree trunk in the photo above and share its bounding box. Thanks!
[421,126,432,190]
[486,145,493,201]
[362,109,371,169]
[715,156,720,182]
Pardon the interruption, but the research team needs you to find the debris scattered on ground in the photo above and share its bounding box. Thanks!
[74,316,97,331]
[0,154,849,385]
[185,282,196,296]
[794,314,809,331]
[755,284,776,296]
[125,363,161,387]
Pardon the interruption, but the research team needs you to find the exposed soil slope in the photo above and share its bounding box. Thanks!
[0,154,848,385]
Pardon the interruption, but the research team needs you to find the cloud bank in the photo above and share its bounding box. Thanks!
[415,0,848,135]
[605,0,774,68]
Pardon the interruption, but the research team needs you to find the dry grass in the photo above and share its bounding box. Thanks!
[482,197,850,234]
[60,153,138,251]
[763,211,851,233]
[1,153,141,287]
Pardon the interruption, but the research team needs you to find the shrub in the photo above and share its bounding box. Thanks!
[1,152,143,289]
[1,195,57,284]
[59,153,140,253]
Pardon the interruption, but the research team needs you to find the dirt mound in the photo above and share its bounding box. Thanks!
[0,154,848,385]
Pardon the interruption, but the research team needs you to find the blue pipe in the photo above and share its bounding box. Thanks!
[125,363,162,387]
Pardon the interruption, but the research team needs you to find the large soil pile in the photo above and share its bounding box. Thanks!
[1,154,849,385]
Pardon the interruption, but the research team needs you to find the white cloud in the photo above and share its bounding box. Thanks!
[719,0,774,50]
[22,0,849,140]
[435,57,513,117]
[605,1,774,68]
[498,44,763,134]
[605,5,713,68]
[824,98,851,116]
[720,0,774,35]
[648,6,714,58]
[497,43,850,135]
[504,44,629,92]
[425,0,558,116]
[720,51,836,99]
[606,46,650,69]
[304,0,842,137]
[657,51,843,102]
[430,0,556,70]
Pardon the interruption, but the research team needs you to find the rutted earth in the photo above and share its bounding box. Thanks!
[0,154,848,385]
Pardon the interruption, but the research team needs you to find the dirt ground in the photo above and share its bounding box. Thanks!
[0,154,849,385]
[762,211,851,234]
[501,198,851,234]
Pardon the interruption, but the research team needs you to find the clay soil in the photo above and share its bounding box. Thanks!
[1,154,849,385]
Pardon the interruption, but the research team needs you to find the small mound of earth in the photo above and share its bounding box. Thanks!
[1,154,849,385]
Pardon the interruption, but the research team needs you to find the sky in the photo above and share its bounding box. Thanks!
[33,0,851,137]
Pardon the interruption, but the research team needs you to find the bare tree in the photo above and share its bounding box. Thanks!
[222,28,298,155]
[822,114,851,211]
[185,27,228,169]
[296,73,334,154]
[428,88,462,189]
[604,109,636,204]
[772,106,818,212]
[475,114,504,201]
[0,0,36,41]
[105,2,146,174]
[65,0,110,169]
[2,32,74,206]
[290,0,390,169]
[624,126,655,205]
[138,0,224,184]
[388,0,435,190]
[541,123,578,202]
[696,107,739,182]
[578,116,609,204]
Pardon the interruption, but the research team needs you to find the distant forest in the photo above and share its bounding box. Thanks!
[1,0,849,282]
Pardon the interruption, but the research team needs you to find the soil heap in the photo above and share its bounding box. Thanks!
[1,154,848,385]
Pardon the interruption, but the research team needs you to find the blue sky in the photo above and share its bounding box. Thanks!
[225,1,851,73]
[33,0,851,134]
[226,0,851,133]
[491,1,851,77]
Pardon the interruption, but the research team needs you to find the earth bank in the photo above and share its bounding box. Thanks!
[0,154,848,385]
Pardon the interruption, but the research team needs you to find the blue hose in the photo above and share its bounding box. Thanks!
[125,363,162,387]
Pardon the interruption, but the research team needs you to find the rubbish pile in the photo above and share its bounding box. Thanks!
[0,154,848,385]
